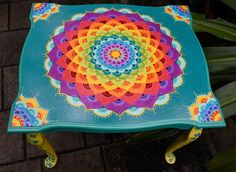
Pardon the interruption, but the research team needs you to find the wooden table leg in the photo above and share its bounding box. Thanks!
[27,133,58,168]
[165,127,203,164]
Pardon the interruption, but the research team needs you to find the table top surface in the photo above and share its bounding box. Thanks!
[8,3,225,133]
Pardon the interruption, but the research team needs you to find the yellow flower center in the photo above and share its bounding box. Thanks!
[110,50,122,59]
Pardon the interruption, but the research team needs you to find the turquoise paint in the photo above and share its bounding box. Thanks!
[8,4,225,133]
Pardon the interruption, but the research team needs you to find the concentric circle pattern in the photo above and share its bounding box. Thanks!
[46,8,185,115]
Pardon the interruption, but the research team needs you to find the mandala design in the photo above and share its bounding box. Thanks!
[165,5,190,24]
[189,93,223,122]
[12,95,48,127]
[32,3,59,22]
[45,8,185,117]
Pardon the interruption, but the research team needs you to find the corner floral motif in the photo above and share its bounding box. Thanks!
[12,95,49,127]
[165,5,191,24]
[189,92,223,122]
[32,3,60,23]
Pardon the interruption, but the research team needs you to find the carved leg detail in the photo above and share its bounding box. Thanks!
[27,133,58,168]
[165,127,203,164]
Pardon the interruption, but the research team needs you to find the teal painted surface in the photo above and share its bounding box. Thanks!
[8,4,225,133]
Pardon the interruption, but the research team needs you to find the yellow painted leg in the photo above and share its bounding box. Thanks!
[165,127,203,164]
[27,133,58,168]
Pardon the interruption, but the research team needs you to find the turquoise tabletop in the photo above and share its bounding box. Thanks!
[8,3,225,133]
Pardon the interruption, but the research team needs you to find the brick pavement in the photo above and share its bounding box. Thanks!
[0,1,235,172]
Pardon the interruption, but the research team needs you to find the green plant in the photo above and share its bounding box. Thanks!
[204,47,236,85]
[192,12,236,42]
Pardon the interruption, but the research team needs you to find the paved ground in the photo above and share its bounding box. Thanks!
[0,0,236,172]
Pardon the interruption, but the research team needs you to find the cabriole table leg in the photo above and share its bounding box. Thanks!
[27,133,58,168]
[165,127,203,164]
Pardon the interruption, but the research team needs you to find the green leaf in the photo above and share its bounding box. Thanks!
[214,81,236,118]
[221,0,236,10]
[191,12,205,20]
[202,47,236,85]
[204,47,236,63]
[206,146,236,172]
[192,13,236,41]
[126,129,180,144]
[209,70,236,85]
[204,47,236,75]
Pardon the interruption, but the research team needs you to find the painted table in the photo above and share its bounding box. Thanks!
[8,3,225,168]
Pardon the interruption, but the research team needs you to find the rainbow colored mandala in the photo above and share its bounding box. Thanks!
[12,95,48,127]
[32,3,59,22]
[45,8,185,117]
[189,93,223,122]
[165,5,190,24]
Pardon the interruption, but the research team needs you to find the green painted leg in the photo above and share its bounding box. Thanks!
[165,127,203,164]
[27,133,58,168]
